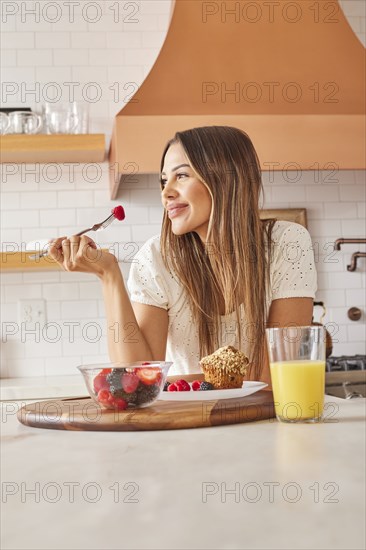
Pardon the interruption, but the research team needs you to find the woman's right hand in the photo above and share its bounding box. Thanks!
[48,235,119,279]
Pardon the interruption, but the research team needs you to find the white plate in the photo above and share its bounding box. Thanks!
[158,381,268,401]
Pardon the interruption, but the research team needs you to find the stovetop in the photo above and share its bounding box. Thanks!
[326,355,366,372]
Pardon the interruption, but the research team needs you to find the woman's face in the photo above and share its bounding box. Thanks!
[161,143,212,241]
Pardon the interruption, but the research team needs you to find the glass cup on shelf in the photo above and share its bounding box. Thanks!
[43,101,88,134]
[8,111,43,134]
[0,113,10,135]
[266,325,326,423]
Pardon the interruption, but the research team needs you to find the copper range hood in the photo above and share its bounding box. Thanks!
[109,0,365,198]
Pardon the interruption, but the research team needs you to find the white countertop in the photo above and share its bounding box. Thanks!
[0,375,86,401]
[1,395,365,550]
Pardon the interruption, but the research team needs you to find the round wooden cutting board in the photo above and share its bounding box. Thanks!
[17,391,275,431]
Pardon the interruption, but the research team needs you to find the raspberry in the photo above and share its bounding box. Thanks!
[112,205,125,221]
[191,380,201,391]
[167,383,178,392]
[176,379,190,392]
[200,381,214,391]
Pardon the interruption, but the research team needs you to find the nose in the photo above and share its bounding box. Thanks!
[161,177,178,201]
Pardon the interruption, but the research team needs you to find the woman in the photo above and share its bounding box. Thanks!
[49,126,316,385]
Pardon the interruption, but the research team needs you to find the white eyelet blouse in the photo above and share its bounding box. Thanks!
[127,221,317,375]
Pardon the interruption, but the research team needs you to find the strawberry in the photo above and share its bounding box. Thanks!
[136,367,161,386]
[97,389,112,405]
[191,380,201,391]
[113,397,128,410]
[93,369,112,393]
[121,373,140,394]
[167,383,178,392]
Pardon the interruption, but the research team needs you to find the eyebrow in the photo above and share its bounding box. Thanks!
[161,163,190,176]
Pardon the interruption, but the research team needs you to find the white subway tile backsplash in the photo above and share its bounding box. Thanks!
[308,220,342,237]
[71,65,108,83]
[44,356,82,376]
[347,323,366,342]
[346,288,366,306]
[324,202,358,219]
[271,185,306,202]
[330,272,364,290]
[1,50,16,67]
[306,185,340,202]
[71,32,106,49]
[62,337,100,357]
[43,283,79,301]
[57,190,94,208]
[341,219,366,236]
[2,209,39,228]
[0,193,20,210]
[54,49,89,66]
[6,358,45,378]
[79,282,103,300]
[18,49,52,66]
[36,32,70,49]
[40,209,76,228]
[107,32,141,48]
[131,224,161,242]
[35,66,72,82]
[3,284,43,302]
[20,191,57,209]
[339,185,365,201]
[89,48,124,66]
[1,66,36,83]
[61,300,98,319]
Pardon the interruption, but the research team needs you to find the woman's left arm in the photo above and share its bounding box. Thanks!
[257,297,314,387]
[267,297,313,327]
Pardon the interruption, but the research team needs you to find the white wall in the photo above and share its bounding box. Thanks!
[1,1,365,378]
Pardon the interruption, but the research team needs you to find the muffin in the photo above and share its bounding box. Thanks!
[199,345,249,389]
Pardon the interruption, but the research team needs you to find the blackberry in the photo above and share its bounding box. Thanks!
[200,381,214,391]
[106,369,124,391]
[135,384,160,406]
[163,381,170,391]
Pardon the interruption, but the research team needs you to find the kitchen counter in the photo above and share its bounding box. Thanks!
[1,396,365,550]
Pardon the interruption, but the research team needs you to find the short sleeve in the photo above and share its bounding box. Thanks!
[127,235,169,310]
[270,222,317,300]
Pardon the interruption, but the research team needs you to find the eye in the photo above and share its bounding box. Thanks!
[176,172,189,180]
[160,178,167,188]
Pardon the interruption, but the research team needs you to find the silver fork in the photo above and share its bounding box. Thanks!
[29,213,116,260]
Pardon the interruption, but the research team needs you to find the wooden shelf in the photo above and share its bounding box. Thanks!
[0,252,61,271]
[0,134,105,163]
[1,249,110,272]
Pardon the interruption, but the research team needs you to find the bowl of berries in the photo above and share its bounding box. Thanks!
[77,362,173,410]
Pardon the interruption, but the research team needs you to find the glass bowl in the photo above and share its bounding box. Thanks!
[77,362,173,410]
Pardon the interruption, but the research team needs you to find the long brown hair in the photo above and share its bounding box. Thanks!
[160,126,274,379]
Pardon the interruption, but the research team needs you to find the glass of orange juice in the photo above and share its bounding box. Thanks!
[266,326,326,423]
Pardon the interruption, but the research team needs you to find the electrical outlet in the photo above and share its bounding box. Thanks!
[18,300,47,325]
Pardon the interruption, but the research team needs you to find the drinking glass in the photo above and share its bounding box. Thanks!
[0,113,10,135]
[8,112,42,134]
[266,326,326,423]
[48,108,78,134]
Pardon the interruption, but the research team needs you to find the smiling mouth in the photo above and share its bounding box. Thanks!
[168,205,188,218]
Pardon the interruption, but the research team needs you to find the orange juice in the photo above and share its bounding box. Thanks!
[270,360,325,422]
